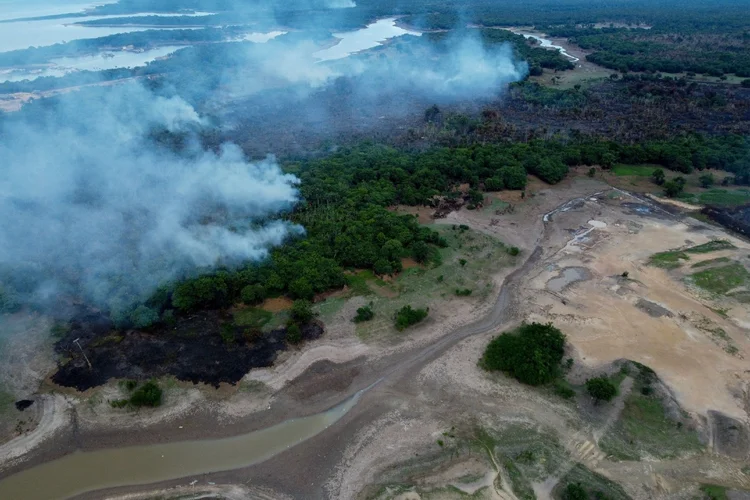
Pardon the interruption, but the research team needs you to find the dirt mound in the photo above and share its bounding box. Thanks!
[51,307,323,391]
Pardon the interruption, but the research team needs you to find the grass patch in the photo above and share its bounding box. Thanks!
[355,225,515,340]
[611,164,661,177]
[691,263,750,295]
[233,307,273,329]
[685,240,736,253]
[691,257,731,268]
[698,188,750,207]
[314,297,346,322]
[699,484,729,500]
[648,250,690,269]
[0,390,15,414]
[599,364,702,461]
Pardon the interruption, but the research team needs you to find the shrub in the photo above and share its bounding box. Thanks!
[507,246,520,256]
[459,258,468,267]
[562,483,587,500]
[699,173,715,188]
[587,167,596,178]
[129,305,159,329]
[651,168,666,186]
[354,305,374,323]
[110,399,129,409]
[286,323,302,344]
[482,322,566,386]
[129,381,163,408]
[455,288,472,296]
[586,376,618,402]
[241,284,266,305]
[394,305,429,331]
[663,179,684,198]
[290,300,314,324]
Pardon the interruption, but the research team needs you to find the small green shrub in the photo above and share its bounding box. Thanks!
[290,299,315,324]
[562,483,587,500]
[129,381,163,408]
[394,305,429,331]
[286,323,302,344]
[508,246,520,256]
[455,288,473,296]
[110,399,129,409]
[353,305,374,323]
[586,376,618,403]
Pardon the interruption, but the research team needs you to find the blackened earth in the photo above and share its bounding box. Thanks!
[51,307,323,391]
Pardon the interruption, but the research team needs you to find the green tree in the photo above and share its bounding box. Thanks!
[412,241,429,263]
[289,277,314,300]
[663,179,684,198]
[699,173,715,188]
[562,483,587,500]
[394,305,429,331]
[482,322,566,386]
[354,305,374,323]
[241,284,266,305]
[586,376,618,402]
[286,323,302,344]
[290,300,315,324]
[651,168,666,186]
[129,381,162,407]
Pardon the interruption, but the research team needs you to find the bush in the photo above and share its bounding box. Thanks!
[562,483,587,500]
[507,246,520,256]
[286,323,302,344]
[586,376,618,402]
[290,299,315,324]
[482,322,566,386]
[652,168,666,186]
[394,305,429,331]
[455,288,472,296]
[129,381,163,407]
[354,305,374,323]
[699,173,715,188]
[241,284,266,305]
[663,179,684,198]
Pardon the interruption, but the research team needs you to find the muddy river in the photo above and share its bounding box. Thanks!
[0,390,363,500]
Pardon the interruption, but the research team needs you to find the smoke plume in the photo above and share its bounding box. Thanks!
[0,83,301,314]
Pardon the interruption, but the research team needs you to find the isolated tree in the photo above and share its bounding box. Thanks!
[663,179,684,198]
[699,173,715,188]
[586,376,618,403]
[562,483,587,500]
[482,322,566,386]
[651,168,666,186]
[290,300,314,324]
[353,305,374,323]
[286,323,302,344]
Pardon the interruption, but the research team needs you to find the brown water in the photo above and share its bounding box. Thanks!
[0,392,361,500]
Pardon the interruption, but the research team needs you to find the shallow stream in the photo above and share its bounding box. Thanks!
[0,390,363,500]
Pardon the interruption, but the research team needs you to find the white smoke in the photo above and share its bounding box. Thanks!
[0,83,301,310]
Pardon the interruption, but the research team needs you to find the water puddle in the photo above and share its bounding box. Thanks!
[0,390,364,500]
[547,267,591,292]
[313,17,421,62]
[505,29,579,62]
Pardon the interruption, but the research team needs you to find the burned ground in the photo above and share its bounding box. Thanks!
[51,307,323,391]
